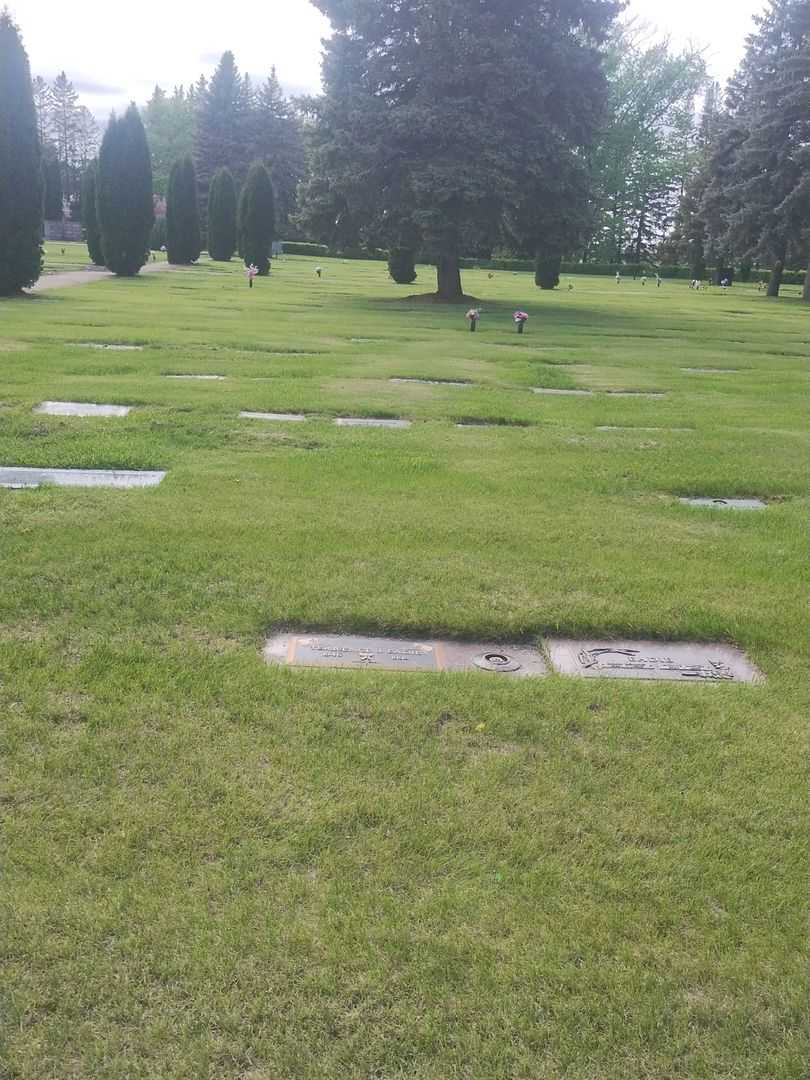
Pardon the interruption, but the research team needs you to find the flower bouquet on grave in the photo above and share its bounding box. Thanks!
[466,308,481,332]
[513,310,529,334]
[246,264,259,289]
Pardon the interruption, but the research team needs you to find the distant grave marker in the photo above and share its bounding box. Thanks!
[682,368,740,374]
[165,374,226,380]
[680,497,767,510]
[35,401,131,417]
[240,411,307,422]
[546,639,763,683]
[74,343,143,351]
[605,391,666,398]
[390,378,471,387]
[0,467,165,489]
[532,387,592,396]
[334,417,411,428]
[264,633,547,677]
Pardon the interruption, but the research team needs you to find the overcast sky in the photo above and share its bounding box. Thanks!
[17,0,763,120]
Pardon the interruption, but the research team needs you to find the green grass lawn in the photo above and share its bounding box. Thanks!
[1,247,808,1079]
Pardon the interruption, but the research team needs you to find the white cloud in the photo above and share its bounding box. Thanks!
[16,0,763,121]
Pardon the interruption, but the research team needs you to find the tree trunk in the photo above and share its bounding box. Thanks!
[802,270,810,304]
[436,254,463,300]
[767,259,783,297]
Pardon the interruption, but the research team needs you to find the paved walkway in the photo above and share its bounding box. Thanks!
[29,260,180,292]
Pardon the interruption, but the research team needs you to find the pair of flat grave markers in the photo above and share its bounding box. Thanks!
[264,633,763,683]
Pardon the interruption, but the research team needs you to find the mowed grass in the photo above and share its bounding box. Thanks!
[1,245,808,1079]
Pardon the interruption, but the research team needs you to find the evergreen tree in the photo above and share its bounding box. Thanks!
[304,0,620,299]
[166,155,201,264]
[701,0,810,297]
[96,104,154,276]
[195,52,245,194]
[42,152,63,219]
[207,166,237,261]
[251,69,306,233]
[0,11,43,294]
[238,160,274,274]
[81,160,104,265]
[388,248,416,284]
[535,253,562,290]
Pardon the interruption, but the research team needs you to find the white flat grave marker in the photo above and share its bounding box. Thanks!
[240,411,307,422]
[165,374,225,380]
[532,387,592,396]
[35,401,131,417]
[682,368,740,374]
[546,639,763,683]
[0,467,166,489]
[264,633,547,677]
[680,497,767,510]
[335,417,411,428]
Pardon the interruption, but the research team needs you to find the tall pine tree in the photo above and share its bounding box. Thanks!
[81,160,105,265]
[0,11,43,294]
[166,155,201,264]
[238,161,274,274]
[207,167,237,261]
[96,104,154,276]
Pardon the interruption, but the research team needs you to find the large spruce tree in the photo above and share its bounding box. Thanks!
[81,160,105,265]
[303,0,619,299]
[96,104,154,276]
[166,155,201,264]
[207,166,237,261]
[701,0,810,297]
[0,11,43,294]
[238,161,275,274]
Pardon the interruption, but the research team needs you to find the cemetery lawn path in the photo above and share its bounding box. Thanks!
[1,247,808,1079]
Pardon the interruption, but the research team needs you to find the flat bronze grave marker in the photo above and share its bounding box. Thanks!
[546,639,763,683]
[240,411,306,422]
[0,466,166,489]
[264,633,547,677]
[680,497,767,510]
[334,417,411,428]
[35,401,131,417]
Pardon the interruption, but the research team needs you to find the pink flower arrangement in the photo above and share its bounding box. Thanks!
[513,310,529,323]
[465,308,480,321]
[246,264,259,280]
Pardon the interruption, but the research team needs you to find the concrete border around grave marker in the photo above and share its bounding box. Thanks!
[545,638,764,683]
[0,466,166,489]
[35,401,132,418]
[264,633,548,677]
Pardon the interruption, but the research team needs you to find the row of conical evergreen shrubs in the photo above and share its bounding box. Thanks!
[0,11,276,293]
